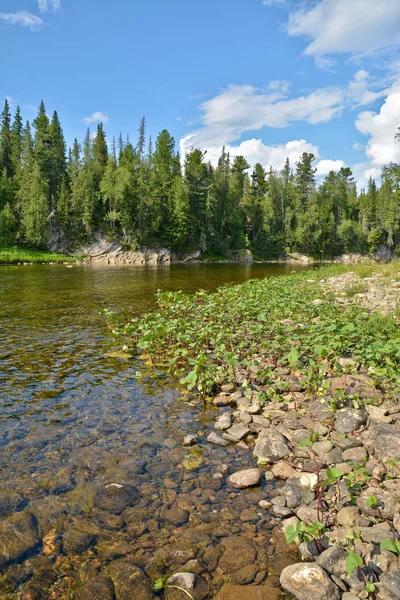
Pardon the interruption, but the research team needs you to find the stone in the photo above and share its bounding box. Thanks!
[358,525,394,544]
[316,546,348,578]
[224,424,250,441]
[312,299,324,305]
[229,564,258,585]
[296,506,319,522]
[335,438,363,450]
[357,488,399,519]
[207,432,229,447]
[338,357,358,369]
[253,428,290,463]
[258,500,272,509]
[375,433,400,462]
[271,461,298,479]
[312,441,333,456]
[280,479,315,509]
[215,414,232,431]
[272,506,294,517]
[183,435,197,446]
[214,584,281,600]
[378,570,400,599]
[342,447,367,462]
[0,492,25,517]
[280,563,340,600]
[227,469,261,489]
[335,408,367,433]
[94,483,140,514]
[62,527,95,554]
[161,507,189,526]
[218,537,257,574]
[75,576,115,600]
[0,511,39,567]
[213,394,231,407]
[367,405,393,423]
[342,594,359,600]
[299,473,319,489]
[109,561,153,600]
[336,506,360,527]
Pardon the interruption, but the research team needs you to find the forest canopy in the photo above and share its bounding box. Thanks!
[0,98,399,259]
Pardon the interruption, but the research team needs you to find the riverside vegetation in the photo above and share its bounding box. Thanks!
[2,98,400,262]
[107,262,400,599]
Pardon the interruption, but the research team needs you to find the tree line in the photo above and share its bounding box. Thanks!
[0,98,399,259]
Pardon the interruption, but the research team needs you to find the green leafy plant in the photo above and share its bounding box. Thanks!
[381,538,400,556]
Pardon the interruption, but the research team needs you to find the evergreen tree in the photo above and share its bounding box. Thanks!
[0,99,12,177]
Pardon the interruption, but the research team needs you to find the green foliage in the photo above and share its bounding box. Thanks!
[285,521,326,545]
[345,549,363,576]
[380,538,400,556]
[2,97,400,258]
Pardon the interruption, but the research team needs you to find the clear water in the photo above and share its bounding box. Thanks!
[0,262,305,599]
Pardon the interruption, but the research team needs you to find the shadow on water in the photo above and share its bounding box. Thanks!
[0,262,307,599]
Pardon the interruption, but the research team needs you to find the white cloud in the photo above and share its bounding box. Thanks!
[181,137,319,173]
[355,80,400,168]
[267,80,290,94]
[347,70,389,106]
[0,11,42,29]
[83,112,109,125]
[262,0,286,6]
[316,159,346,175]
[37,0,61,13]
[181,83,344,151]
[287,0,400,59]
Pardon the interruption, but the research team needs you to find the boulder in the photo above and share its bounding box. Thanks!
[280,563,340,600]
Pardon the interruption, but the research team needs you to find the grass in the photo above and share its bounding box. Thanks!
[0,246,78,264]
[344,282,368,297]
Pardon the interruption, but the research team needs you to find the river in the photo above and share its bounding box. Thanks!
[0,262,306,599]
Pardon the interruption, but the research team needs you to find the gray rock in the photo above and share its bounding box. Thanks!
[357,488,399,519]
[207,432,229,447]
[336,506,360,527]
[335,408,367,433]
[183,434,197,446]
[312,441,333,456]
[224,424,250,441]
[0,511,39,567]
[214,414,232,431]
[378,570,400,599]
[335,438,363,450]
[296,506,319,523]
[213,394,231,406]
[165,572,208,599]
[316,546,348,578]
[280,562,340,600]
[358,525,394,544]
[227,469,261,489]
[342,447,367,461]
[253,428,290,463]
[375,433,400,462]
[280,479,315,509]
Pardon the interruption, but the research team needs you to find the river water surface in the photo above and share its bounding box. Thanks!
[0,262,306,599]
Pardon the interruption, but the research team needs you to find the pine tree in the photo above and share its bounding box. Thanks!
[11,105,23,178]
[295,152,316,208]
[0,99,12,177]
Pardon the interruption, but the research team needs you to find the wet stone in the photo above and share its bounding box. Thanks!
[94,483,140,514]
[75,576,115,600]
[0,511,39,567]
[62,527,95,554]
[0,492,25,517]
[207,432,229,447]
[161,506,189,526]
[227,468,261,489]
[218,537,257,574]
[29,496,67,536]
[108,560,154,600]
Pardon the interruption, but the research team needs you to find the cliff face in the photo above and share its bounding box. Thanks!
[80,237,201,265]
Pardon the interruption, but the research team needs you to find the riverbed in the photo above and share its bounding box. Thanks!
[0,263,306,599]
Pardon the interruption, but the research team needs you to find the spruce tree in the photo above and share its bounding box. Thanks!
[0,99,12,177]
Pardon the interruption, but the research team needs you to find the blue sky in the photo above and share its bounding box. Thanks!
[1,0,400,187]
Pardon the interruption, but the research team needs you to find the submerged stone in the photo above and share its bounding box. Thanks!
[94,483,140,514]
[0,511,39,567]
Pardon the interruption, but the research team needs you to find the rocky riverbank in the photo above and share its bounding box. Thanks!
[115,263,400,599]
